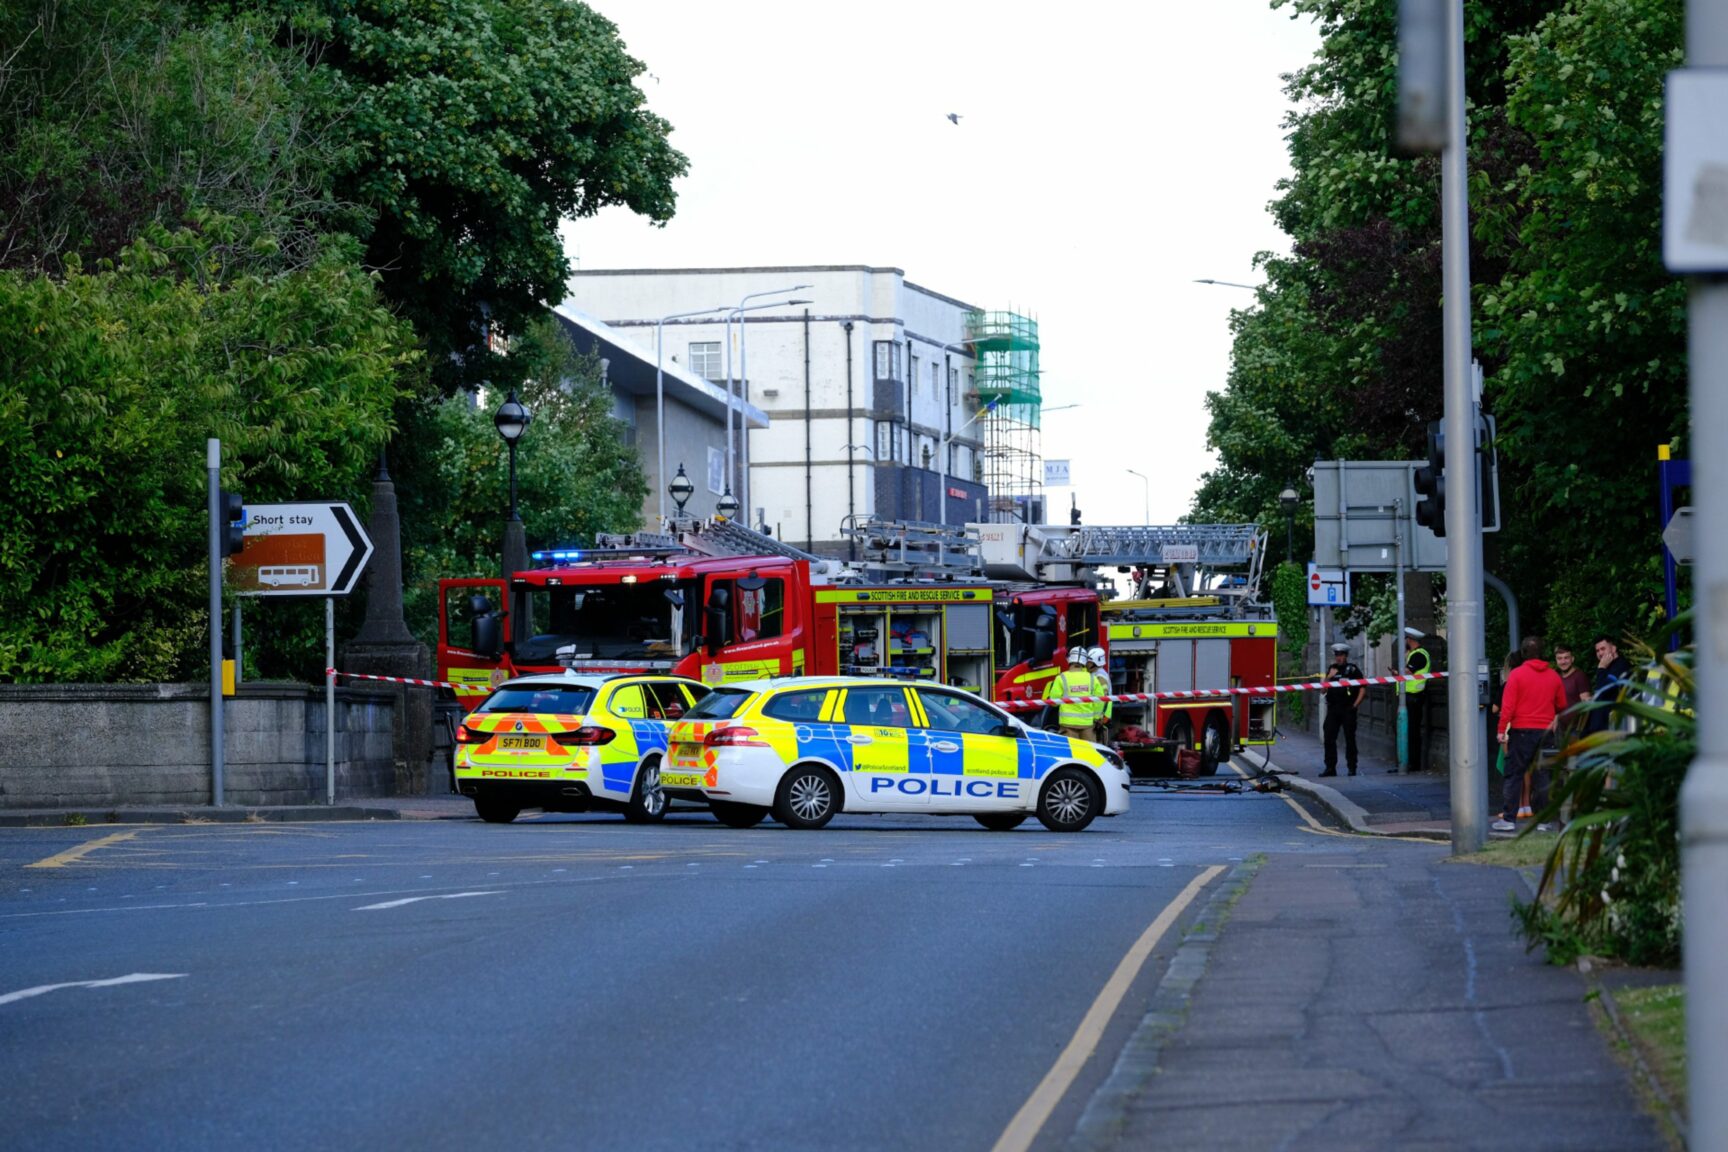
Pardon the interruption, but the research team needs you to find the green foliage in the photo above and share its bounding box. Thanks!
[394,317,648,651]
[1269,562,1312,722]
[1514,630,1688,967]
[1200,0,1685,651]
[0,226,414,682]
[297,0,689,391]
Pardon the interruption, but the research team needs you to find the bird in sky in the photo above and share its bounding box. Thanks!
[946,113,962,125]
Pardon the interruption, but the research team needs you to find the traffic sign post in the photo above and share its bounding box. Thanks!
[1305,564,1351,607]
[230,502,374,597]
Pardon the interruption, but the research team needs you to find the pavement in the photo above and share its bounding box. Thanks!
[1242,722,1466,840]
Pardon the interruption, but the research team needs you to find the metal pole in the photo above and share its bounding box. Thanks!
[326,597,336,805]
[1681,5,1728,1141]
[1395,499,1407,772]
[207,438,224,806]
[232,604,242,691]
[1441,0,1486,853]
[724,310,735,500]
[656,316,667,522]
[507,440,518,521]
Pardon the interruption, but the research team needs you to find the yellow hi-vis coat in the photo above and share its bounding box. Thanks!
[1406,646,1432,694]
[1044,667,1104,728]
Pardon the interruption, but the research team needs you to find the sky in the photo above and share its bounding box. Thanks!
[562,1,1322,527]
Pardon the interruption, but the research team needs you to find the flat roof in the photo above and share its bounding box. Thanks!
[566,265,983,315]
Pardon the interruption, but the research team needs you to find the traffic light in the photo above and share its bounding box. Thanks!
[1413,420,1445,537]
[218,489,246,557]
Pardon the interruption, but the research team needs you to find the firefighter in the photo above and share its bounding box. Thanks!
[1087,646,1112,742]
[1044,647,1103,741]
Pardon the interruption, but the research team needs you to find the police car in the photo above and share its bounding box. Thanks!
[454,673,708,824]
[662,677,1130,831]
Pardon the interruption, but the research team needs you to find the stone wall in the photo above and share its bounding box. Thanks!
[0,682,399,809]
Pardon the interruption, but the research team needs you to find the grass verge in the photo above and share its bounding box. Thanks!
[1614,984,1687,1120]
[1446,830,1560,868]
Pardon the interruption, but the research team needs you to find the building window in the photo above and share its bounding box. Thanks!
[876,421,892,461]
[921,443,933,470]
[931,361,940,398]
[873,340,900,381]
[909,354,920,397]
[950,444,962,476]
[689,341,722,381]
[707,446,725,495]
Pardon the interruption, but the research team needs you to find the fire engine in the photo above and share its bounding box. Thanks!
[435,519,1094,708]
[972,522,1279,776]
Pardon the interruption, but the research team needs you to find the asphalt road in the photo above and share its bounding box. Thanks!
[0,781,1349,1152]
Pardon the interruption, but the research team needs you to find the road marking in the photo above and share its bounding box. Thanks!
[26,830,140,869]
[0,972,186,1008]
[354,891,501,912]
[992,863,1226,1152]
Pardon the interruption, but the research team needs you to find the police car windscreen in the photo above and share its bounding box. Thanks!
[684,687,753,720]
[477,686,597,715]
[515,582,693,662]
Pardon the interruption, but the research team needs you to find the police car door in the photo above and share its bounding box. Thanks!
[913,689,1023,811]
[595,682,650,799]
[837,685,925,811]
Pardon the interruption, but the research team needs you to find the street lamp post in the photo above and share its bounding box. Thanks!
[668,463,694,515]
[1126,469,1150,525]
[1192,278,1261,291]
[726,286,813,503]
[493,388,532,521]
[1279,486,1299,563]
[737,288,813,513]
[657,305,728,521]
[716,489,740,520]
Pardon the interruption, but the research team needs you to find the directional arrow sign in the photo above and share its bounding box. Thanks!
[229,502,374,596]
[1663,506,1693,565]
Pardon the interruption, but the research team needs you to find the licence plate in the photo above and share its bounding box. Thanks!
[497,735,542,750]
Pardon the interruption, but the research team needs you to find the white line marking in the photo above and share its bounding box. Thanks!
[1,973,187,1008]
[354,891,501,912]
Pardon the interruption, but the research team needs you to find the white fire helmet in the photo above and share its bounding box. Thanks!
[1088,646,1107,668]
[1067,646,1087,664]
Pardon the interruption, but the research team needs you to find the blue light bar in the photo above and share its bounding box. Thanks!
[530,548,584,563]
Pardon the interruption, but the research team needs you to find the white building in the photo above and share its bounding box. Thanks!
[563,265,992,554]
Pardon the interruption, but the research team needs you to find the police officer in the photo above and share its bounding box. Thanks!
[1044,647,1102,741]
[1321,642,1365,777]
[1087,646,1112,741]
[1402,628,1432,774]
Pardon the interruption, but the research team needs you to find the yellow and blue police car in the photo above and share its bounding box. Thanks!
[454,672,708,824]
[662,677,1130,831]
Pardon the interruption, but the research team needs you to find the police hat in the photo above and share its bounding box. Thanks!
[1331,642,1350,653]
[1404,627,1424,640]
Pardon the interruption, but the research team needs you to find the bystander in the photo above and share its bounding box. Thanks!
[1494,636,1568,833]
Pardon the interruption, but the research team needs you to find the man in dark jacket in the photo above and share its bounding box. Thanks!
[1321,643,1365,777]
[1553,642,1591,745]
[1584,634,1633,735]
[1494,636,1568,831]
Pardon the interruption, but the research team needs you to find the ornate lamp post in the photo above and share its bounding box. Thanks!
[668,464,695,515]
[1279,486,1299,563]
[716,489,740,521]
[493,389,532,521]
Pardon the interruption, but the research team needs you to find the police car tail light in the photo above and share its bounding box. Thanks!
[552,726,616,747]
[705,725,768,748]
[455,724,489,745]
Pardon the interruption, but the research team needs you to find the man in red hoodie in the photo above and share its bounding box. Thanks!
[1494,635,1569,832]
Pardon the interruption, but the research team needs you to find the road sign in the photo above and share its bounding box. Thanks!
[1306,564,1351,606]
[229,502,374,596]
[1663,506,1694,564]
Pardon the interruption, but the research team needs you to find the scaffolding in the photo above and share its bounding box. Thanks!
[965,310,1042,523]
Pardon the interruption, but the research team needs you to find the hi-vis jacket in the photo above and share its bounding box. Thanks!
[1044,667,1104,727]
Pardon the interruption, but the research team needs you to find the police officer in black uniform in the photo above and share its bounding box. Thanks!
[1321,642,1366,777]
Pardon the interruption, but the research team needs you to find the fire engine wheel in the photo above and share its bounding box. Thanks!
[974,813,1029,832]
[1164,716,1195,774]
[474,799,520,824]
[710,800,768,829]
[774,764,841,830]
[1037,767,1102,833]
[1200,715,1231,777]
[624,759,668,824]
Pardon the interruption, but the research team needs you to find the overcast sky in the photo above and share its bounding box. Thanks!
[563,1,1321,527]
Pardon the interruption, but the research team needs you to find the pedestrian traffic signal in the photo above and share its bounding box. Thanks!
[1413,420,1445,537]
[218,489,246,557]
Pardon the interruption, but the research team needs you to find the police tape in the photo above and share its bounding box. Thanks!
[997,671,1448,711]
[325,668,489,695]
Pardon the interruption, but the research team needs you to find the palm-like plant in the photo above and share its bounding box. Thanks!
[1516,620,1691,966]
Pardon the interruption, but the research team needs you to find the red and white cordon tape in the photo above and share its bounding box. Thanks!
[326,668,488,695]
[998,671,1448,712]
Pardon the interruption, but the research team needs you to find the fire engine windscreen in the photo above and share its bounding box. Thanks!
[515,581,697,663]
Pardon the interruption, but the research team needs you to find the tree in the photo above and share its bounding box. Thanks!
[0,226,415,682]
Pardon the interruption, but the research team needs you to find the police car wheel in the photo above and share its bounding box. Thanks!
[474,799,520,824]
[1036,768,1101,832]
[711,800,768,829]
[774,765,840,830]
[625,761,668,824]
[974,813,1028,832]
